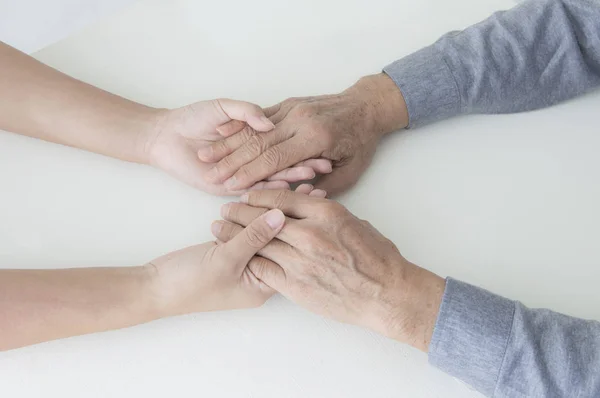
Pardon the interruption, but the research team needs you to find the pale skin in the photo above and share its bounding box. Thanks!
[212,190,446,352]
[0,41,332,350]
[0,41,333,195]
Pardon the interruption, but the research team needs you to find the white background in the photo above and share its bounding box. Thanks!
[1,0,600,397]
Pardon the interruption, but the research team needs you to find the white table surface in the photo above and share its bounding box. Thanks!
[2,0,600,397]
[0,0,137,53]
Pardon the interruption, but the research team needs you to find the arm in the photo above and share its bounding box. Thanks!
[0,40,158,163]
[430,279,600,397]
[0,41,330,195]
[0,209,286,351]
[0,267,156,350]
[384,0,600,127]
[213,190,600,397]
[200,0,600,194]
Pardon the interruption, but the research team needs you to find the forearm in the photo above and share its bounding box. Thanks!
[0,266,159,351]
[428,279,600,396]
[383,0,600,127]
[0,41,159,163]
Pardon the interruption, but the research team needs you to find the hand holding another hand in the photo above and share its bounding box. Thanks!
[211,190,444,351]
[199,74,408,195]
[144,185,325,317]
[145,99,332,195]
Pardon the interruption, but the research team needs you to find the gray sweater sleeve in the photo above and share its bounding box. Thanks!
[429,279,600,397]
[383,0,600,127]
[383,0,600,396]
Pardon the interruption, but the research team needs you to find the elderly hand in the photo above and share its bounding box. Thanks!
[211,190,445,351]
[145,99,332,195]
[199,74,408,195]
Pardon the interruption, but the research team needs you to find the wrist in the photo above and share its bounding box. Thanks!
[138,263,172,320]
[344,73,409,138]
[129,107,169,166]
[372,260,445,352]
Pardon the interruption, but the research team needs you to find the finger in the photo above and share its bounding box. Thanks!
[294,183,314,195]
[206,130,288,183]
[223,180,290,197]
[220,202,298,244]
[214,98,275,132]
[216,120,246,137]
[293,159,333,174]
[218,208,285,268]
[224,134,321,190]
[309,189,327,198]
[267,166,315,182]
[239,190,323,219]
[211,220,293,263]
[198,125,257,163]
[263,103,281,118]
[247,180,290,192]
[315,156,370,196]
[248,256,287,292]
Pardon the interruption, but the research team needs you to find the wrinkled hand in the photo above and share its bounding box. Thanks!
[146,99,332,195]
[199,74,408,195]
[211,190,444,351]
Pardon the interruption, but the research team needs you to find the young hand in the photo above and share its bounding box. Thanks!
[146,99,332,195]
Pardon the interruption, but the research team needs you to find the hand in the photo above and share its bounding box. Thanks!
[211,190,445,351]
[146,206,286,316]
[198,74,408,195]
[145,184,325,316]
[145,99,333,195]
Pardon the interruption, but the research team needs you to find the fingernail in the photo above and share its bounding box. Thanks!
[220,203,231,218]
[211,222,222,236]
[261,116,275,128]
[198,146,213,160]
[240,193,249,203]
[224,177,237,188]
[265,209,284,230]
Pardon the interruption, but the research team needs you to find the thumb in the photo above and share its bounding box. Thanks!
[215,98,275,132]
[248,256,286,293]
[315,156,370,196]
[216,120,246,137]
[221,209,285,267]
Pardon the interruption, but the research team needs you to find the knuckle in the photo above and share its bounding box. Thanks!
[320,201,347,218]
[245,135,267,158]
[294,104,314,118]
[262,147,284,168]
[214,140,230,156]
[218,155,235,171]
[249,257,269,277]
[239,125,257,141]
[235,165,254,183]
[244,225,270,248]
[272,190,291,209]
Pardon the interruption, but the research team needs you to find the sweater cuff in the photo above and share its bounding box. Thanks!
[428,278,516,396]
[383,45,461,128]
